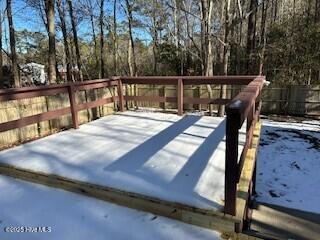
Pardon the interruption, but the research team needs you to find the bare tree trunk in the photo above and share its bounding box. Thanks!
[57,0,72,82]
[7,0,20,87]
[128,38,133,76]
[67,0,83,81]
[259,0,269,75]
[200,0,207,74]
[205,3,214,76]
[125,0,137,76]
[246,0,257,74]
[152,0,158,75]
[99,0,106,78]
[200,0,214,115]
[113,0,118,75]
[218,0,231,117]
[316,0,320,22]
[0,11,3,88]
[45,0,56,84]
[272,0,278,23]
[86,0,99,78]
[173,0,183,75]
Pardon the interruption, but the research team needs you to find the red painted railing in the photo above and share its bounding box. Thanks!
[0,79,119,132]
[224,77,265,215]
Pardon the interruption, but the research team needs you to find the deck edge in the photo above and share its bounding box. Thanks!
[236,121,262,230]
[0,162,240,233]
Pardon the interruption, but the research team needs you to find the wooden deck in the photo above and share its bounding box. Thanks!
[0,76,265,236]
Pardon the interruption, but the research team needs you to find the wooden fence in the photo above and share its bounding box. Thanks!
[129,85,320,117]
[1,83,317,151]
[261,86,320,116]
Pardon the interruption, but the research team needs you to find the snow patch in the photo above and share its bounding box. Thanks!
[256,119,320,214]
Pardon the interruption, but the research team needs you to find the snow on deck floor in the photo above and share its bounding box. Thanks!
[0,110,246,211]
[0,175,221,240]
[256,119,320,214]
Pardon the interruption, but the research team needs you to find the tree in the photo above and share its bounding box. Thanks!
[67,0,83,81]
[45,0,57,83]
[57,0,73,82]
[200,0,214,115]
[3,0,320,88]
[99,0,106,78]
[124,0,137,76]
[258,0,269,75]
[0,11,3,88]
[200,0,213,76]
[112,0,118,75]
[218,0,231,117]
[7,0,20,87]
[16,30,48,64]
[246,0,258,74]
[173,0,183,75]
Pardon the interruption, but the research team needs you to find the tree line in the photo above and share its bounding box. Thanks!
[0,0,320,88]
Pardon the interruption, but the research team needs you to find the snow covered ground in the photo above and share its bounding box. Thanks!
[256,119,320,214]
[0,110,246,211]
[0,175,221,240]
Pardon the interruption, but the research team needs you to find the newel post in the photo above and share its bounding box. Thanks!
[68,84,79,129]
[177,78,183,116]
[225,100,242,216]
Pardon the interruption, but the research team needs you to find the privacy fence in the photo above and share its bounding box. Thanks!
[127,85,320,116]
[0,82,318,151]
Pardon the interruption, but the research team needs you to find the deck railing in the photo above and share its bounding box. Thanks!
[224,77,265,215]
[0,75,265,217]
[0,79,119,132]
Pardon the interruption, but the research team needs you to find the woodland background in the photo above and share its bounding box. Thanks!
[0,0,320,88]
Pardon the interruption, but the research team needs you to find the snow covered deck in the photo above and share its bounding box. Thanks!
[0,110,246,211]
[0,175,222,240]
[0,76,265,234]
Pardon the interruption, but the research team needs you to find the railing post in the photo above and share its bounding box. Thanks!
[68,84,79,129]
[247,103,255,148]
[225,100,241,216]
[256,92,262,121]
[177,78,183,116]
[159,86,166,110]
[117,79,125,112]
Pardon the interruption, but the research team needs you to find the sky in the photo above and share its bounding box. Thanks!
[1,0,152,51]
[2,0,46,32]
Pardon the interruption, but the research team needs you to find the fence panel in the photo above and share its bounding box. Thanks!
[131,85,320,117]
[0,88,115,149]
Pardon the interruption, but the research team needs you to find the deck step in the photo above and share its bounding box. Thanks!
[248,201,320,240]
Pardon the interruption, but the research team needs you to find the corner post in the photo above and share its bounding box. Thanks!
[177,78,183,116]
[68,84,79,129]
[116,78,124,112]
[225,100,241,216]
